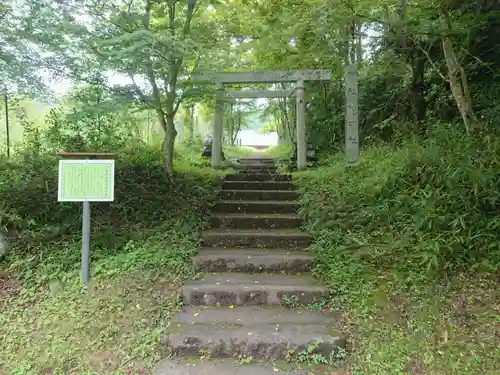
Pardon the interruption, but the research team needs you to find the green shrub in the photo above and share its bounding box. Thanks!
[294,124,500,374]
[0,145,216,284]
[295,123,500,292]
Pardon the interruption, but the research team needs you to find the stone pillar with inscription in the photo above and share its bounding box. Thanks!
[211,81,224,168]
[295,80,307,170]
[344,63,359,165]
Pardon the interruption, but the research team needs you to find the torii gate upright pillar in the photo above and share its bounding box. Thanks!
[295,80,307,171]
[211,81,224,168]
[345,63,359,165]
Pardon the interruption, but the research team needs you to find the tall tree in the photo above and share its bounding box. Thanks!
[32,0,224,174]
[94,0,200,174]
[0,0,54,155]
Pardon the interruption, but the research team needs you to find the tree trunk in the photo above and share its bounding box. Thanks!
[278,96,292,143]
[411,47,426,123]
[439,7,478,135]
[188,106,194,141]
[232,112,241,145]
[289,97,297,143]
[157,110,177,175]
[356,23,363,63]
[228,114,234,146]
[227,104,234,145]
[275,113,285,143]
[164,114,177,174]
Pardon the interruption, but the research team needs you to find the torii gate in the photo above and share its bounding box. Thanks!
[191,68,359,170]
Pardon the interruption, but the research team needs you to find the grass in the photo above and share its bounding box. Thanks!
[293,125,500,374]
[345,275,499,375]
[1,268,178,374]
[223,145,256,158]
[262,144,292,159]
[0,145,218,374]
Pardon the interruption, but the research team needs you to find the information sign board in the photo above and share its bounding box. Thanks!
[58,160,115,202]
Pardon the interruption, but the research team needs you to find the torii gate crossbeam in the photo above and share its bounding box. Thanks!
[191,69,331,84]
[225,89,295,99]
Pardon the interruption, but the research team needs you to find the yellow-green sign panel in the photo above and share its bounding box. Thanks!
[58,160,115,202]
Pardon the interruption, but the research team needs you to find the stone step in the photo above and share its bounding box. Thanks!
[210,213,301,229]
[193,248,312,272]
[238,158,275,164]
[213,200,300,214]
[236,169,278,175]
[155,359,307,375]
[237,159,276,163]
[162,307,342,360]
[234,164,277,170]
[223,181,295,191]
[235,161,276,166]
[225,173,291,182]
[182,273,326,306]
[202,229,310,248]
[172,306,334,325]
[219,190,300,201]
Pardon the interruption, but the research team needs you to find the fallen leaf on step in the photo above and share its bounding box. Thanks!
[194,313,200,317]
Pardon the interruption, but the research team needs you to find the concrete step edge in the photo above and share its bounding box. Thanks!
[210,213,300,219]
[193,250,312,273]
[172,306,333,325]
[216,200,300,205]
[202,229,309,237]
[185,272,320,286]
[161,324,345,360]
[154,359,309,375]
[220,190,296,193]
[196,247,310,254]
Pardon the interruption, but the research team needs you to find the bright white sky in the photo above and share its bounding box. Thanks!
[237,129,278,146]
[45,71,135,96]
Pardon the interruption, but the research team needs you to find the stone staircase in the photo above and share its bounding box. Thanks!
[158,157,344,374]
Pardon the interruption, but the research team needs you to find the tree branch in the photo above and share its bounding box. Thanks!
[127,71,150,103]
[338,0,460,38]
[167,0,198,109]
[414,39,448,81]
[141,0,165,114]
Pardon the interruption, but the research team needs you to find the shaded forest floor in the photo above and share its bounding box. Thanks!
[0,145,219,374]
[292,126,500,374]
[1,137,499,374]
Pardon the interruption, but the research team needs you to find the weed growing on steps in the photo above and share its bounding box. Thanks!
[233,354,254,365]
[293,125,500,374]
[282,294,300,308]
[0,146,218,374]
[285,342,346,367]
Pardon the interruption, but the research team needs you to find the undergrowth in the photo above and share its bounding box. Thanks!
[294,124,500,375]
[223,145,255,158]
[262,144,292,159]
[0,143,217,374]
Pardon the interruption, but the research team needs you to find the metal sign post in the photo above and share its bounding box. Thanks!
[57,152,115,284]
